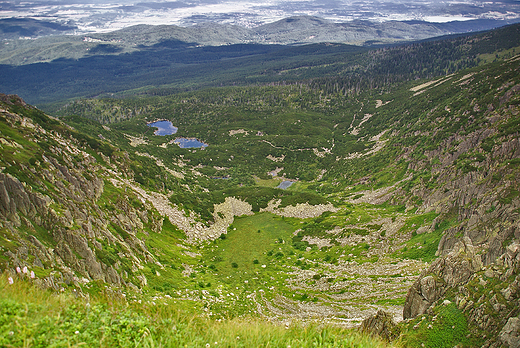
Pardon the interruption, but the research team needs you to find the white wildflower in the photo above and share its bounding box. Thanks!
[8,277,13,285]
[22,266,27,274]
[16,267,21,273]
[30,271,35,279]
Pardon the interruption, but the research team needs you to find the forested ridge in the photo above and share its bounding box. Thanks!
[1,23,519,106]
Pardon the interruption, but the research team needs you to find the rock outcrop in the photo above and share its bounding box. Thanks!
[404,241,520,347]
[499,316,520,348]
[404,237,482,319]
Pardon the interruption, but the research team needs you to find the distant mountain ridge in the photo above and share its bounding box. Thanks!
[0,18,77,40]
[1,16,519,66]
[2,22,520,106]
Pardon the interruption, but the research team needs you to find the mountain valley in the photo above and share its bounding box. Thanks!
[0,21,520,348]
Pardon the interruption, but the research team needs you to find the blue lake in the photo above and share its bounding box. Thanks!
[277,181,294,189]
[174,138,208,148]
[147,120,178,136]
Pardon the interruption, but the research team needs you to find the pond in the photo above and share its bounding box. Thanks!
[174,138,208,148]
[147,120,178,136]
[147,120,207,148]
[277,181,294,189]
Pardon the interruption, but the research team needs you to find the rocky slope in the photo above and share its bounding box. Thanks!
[387,58,520,346]
[403,238,520,347]
[0,93,230,290]
[1,94,150,288]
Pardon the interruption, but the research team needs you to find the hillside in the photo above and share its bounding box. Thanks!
[1,16,518,66]
[0,21,519,106]
[1,25,520,347]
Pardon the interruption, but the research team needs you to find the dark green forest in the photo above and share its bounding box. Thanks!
[2,23,519,106]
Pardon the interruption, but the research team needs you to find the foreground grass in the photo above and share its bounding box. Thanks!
[0,274,391,348]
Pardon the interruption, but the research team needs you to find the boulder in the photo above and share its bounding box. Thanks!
[359,310,400,341]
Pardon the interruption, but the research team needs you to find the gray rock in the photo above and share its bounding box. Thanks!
[499,316,520,348]
[404,237,482,319]
[359,310,399,341]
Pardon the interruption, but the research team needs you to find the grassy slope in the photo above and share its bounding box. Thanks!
[0,274,390,348]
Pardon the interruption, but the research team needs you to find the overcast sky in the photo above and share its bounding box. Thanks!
[1,0,520,32]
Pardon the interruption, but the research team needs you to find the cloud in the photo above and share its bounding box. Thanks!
[0,0,519,33]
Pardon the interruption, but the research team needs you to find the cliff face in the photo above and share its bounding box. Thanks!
[409,112,520,262]
[391,67,520,260]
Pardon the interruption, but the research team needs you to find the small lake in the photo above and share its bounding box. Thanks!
[174,138,208,148]
[147,121,207,148]
[147,120,178,136]
[277,181,294,189]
